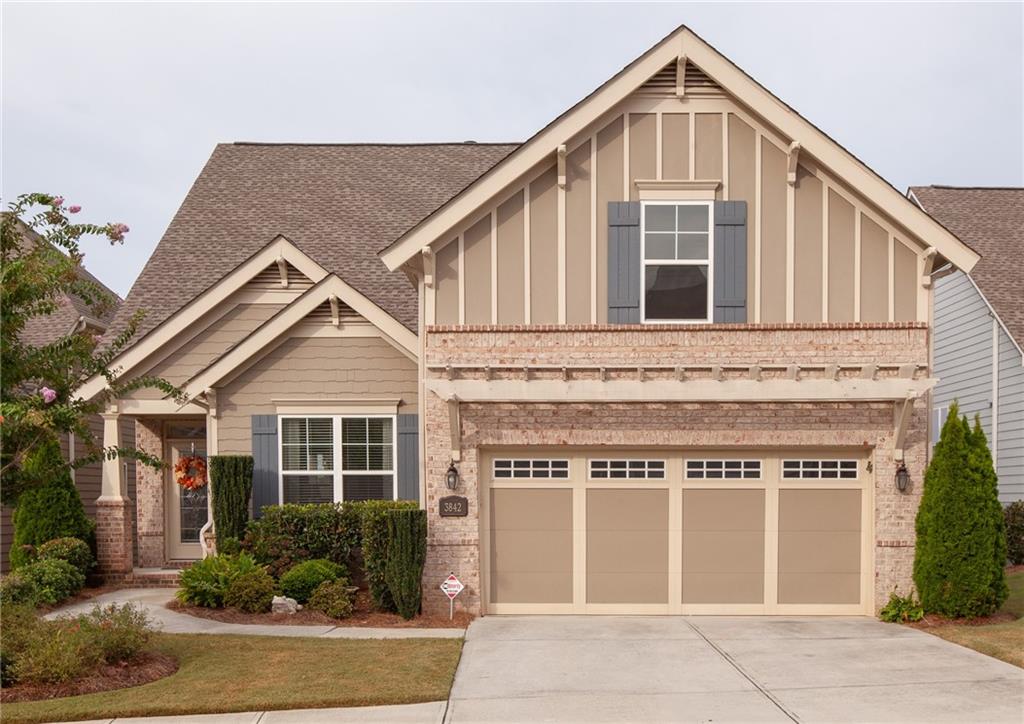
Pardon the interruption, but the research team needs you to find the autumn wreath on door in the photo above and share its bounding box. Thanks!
[174,455,208,490]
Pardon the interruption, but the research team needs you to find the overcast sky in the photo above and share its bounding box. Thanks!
[3,2,1022,297]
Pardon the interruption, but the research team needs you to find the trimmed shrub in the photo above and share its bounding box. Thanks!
[11,440,94,569]
[354,500,418,611]
[37,537,94,577]
[210,455,254,548]
[20,559,85,605]
[1005,501,1024,566]
[0,573,41,608]
[308,579,354,619]
[384,508,428,620]
[879,591,924,623]
[224,568,276,613]
[279,559,346,604]
[177,553,262,608]
[242,504,357,578]
[914,404,1009,617]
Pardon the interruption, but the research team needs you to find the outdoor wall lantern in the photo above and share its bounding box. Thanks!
[445,461,461,491]
[894,461,910,493]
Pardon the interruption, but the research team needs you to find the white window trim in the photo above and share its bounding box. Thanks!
[492,458,571,480]
[780,458,859,480]
[640,200,714,324]
[684,459,763,480]
[278,414,398,504]
[588,458,667,480]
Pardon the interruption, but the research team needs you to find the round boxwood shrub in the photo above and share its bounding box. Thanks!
[1005,501,1024,565]
[279,559,346,604]
[223,568,276,613]
[19,559,85,605]
[37,537,94,577]
[0,573,40,608]
[11,440,94,569]
[307,579,354,619]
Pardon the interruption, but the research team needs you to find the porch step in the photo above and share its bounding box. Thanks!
[102,568,182,588]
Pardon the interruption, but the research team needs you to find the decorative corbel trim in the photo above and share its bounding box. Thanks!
[448,396,461,463]
[421,247,435,289]
[675,54,687,98]
[205,388,218,419]
[893,394,915,461]
[329,295,340,327]
[556,144,567,189]
[787,141,802,186]
[920,246,939,288]
[276,257,289,288]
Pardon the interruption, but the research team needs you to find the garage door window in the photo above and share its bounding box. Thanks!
[493,459,569,479]
[589,459,666,479]
[782,459,857,479]
[686,459,762,479]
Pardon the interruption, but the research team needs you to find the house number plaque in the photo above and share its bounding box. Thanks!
[439,495,469,517]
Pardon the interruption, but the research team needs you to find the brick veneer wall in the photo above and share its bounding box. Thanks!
[135,419,165,567]
[95,499,133,574]
[421,324,930,616]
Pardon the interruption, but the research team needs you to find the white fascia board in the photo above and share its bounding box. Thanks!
[425,376,937,404]
[181,274,418,400]
[381,27,978,275]
[75,236,329,402]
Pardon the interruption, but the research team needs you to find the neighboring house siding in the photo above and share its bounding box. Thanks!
[933,271,993,435]
[997,327,1024,502]
[933,269,1024,502]
[216,334,419,456]
[431,87,926,327]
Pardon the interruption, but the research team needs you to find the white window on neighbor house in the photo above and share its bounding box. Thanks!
[641,201,713,323]
[931,405,949,447]
[280,415,396,504]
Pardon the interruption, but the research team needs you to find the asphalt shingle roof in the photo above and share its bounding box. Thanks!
[911,186,1024,345]
[106,142,519,342]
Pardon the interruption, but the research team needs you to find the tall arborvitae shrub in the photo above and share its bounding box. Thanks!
[913,403,1008,617]
[11,439,93,568]
[384,508,428,620]
[357,500,417,611]
[209,455,254,547]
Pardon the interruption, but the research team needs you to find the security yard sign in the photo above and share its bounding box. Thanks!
[440,572,464,620]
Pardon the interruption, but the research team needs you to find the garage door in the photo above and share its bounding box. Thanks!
[481,450,872,615]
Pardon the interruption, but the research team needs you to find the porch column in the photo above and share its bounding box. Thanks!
[95,404,132,575]
[135,419,165,567]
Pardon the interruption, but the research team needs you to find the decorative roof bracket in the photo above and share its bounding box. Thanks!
[675,54,688,98]
[556,145,567,189]
[276,256,289,288]
[787,142,802,186]
[448,396,461,462]
[329,295,340,327]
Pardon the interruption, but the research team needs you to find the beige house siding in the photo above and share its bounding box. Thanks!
[216,334,418,456]
[426,86,932,327]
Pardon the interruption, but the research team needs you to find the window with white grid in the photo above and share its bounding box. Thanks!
[781,459,858,479]
[493,459,570,479]
[685,459,762,480]
[589,459,666,479]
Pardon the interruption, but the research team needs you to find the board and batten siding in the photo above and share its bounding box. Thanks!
[933,269,1024,502]
[429,85,926,327]
[216,335,418,456]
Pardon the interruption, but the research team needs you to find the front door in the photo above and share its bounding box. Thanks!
[165,437,209,560]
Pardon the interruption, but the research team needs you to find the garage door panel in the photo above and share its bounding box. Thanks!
[587,489,669,604]
[682,572,764,604]
[682,489,764,531]
[683,531,765,572]
[490,488,573,604]
[778,489,861,605]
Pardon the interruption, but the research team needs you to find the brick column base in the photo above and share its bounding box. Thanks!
[95,499,133,574]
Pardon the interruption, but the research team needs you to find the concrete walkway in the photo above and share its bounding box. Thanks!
[448,615,1024,723]
[71,701,446,723]
[48,588,465,639]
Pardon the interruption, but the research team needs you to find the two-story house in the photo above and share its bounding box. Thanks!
[79,26,979,616]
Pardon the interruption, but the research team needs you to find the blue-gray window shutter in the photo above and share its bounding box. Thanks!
[607,201,642,323]
[251,415,279,517]
[397,413,419,502]
[713,200,748,323]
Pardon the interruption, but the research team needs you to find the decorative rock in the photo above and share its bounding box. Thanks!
[272,596,299,614]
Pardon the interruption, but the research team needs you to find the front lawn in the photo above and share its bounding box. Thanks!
[2,633,463,724]
[920,567,1024,668]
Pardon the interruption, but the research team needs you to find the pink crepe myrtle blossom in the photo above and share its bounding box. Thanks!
[69,205,81,214]
[41,387,57,404]
[107,222,130,244]
[52,196,64,207]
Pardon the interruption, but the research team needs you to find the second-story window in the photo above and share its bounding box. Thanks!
[641,201,713,323]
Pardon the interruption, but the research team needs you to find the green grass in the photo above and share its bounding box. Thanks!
[923,568,1024,668]
[2,633,463,724]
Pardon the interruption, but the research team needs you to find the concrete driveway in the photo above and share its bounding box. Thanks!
[447,616,1024,723]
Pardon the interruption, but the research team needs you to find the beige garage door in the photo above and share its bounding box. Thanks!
[481,450,872,615]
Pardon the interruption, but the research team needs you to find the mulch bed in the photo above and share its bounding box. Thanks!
[0,652,178,703]
[168,589,474,629]
[909,611,1018,629]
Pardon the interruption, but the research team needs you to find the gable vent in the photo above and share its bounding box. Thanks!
[247,261,314,291]
[637,60,723,97]
[305,299,362,325]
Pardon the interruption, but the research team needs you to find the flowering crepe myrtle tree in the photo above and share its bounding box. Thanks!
[0,192,182,503]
